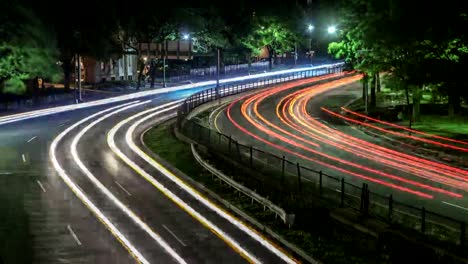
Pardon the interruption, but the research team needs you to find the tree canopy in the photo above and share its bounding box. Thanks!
[0,2,61,94]
[328,0,468,116]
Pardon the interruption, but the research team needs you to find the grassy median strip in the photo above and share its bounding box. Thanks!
[144,120,376,264]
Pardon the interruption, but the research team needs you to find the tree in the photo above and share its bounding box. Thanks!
[329,0,468,121]
[28,0,121,91]
[0,2,60,95]
[242,17,297,70]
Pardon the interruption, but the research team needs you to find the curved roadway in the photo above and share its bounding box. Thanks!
[213,75,468,222]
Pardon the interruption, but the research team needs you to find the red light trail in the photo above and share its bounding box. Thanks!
[222,74,468,200]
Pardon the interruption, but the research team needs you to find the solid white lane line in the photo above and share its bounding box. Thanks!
[115,181,132,196]
[27,136,37,143]
[67,225,82,246]
[442,201,468,211]
[162,225,187,247]
[50,101,150,264]
[108,105,264,264]
[22,154,26,163]
[71,100,186,264]
[126,107,298,264]
[36,180,46,193]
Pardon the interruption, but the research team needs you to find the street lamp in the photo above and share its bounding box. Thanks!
[307,24,314,65]
[183,33,190,40]
[327,26,337,34]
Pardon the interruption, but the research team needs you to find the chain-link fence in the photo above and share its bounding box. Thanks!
[177,63,467,251]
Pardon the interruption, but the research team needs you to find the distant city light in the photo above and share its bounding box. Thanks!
[328,26,337,34]
[307,24,314,31]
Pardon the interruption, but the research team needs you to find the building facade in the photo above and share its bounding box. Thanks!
[82,52,138,84]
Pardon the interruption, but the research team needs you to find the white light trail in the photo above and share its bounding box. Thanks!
[70,100,186,264]
[108,103,299,264]
[1,63,343,126]
[107,104,265,264]
[49,101,149,264]
[126,108,298,264]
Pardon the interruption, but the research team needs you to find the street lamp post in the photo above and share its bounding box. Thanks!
[163,56,166,88]
[77,54,82,102]
[216,48,220,103]
[307,24,314,66]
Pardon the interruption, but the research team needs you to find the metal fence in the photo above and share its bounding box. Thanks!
[189,61,269,77]
[177,63,467,252]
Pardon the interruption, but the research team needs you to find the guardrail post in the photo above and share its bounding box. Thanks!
[235,141,241,161]
[360,183,368,213]
[281,156,285,181]
[340,178,345,207]
[460,222,466,248]
[421,207,426,234]
[361,183,366,212]
[388,194,393,222]
[319,170,323,196]
[365,184,370,215]
[249,146,253,167]
[296,163,302,193]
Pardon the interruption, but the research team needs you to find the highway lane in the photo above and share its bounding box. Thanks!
[214,76,468,223]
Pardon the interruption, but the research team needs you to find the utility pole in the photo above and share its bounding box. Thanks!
[163,56,166,88]
[294,42,297,66]
[77,54,82,102]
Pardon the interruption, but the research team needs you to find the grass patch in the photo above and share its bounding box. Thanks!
[410,115,468,139]
[144,120,378,264]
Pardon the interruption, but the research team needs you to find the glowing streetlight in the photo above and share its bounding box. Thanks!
[182,33,190,40]
[327,26,337,34]
[307,24,314,32]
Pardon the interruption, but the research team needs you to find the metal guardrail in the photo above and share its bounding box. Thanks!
[178,63,345,118]
[191,144,291,225]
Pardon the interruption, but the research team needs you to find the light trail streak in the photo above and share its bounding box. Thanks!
[273,83,468,182]
[226,91,434,199]
[291,89,468,190]
[244,76,465,196]
[108,104,266,264]
[274,90,468,191]
[341,107,468,146]
[70,100,187,264]
[129,112,300,263]
[299,109,468,181]
[49,101,150,264]
[323,108,468,152]
[0,63,343,126]
[117,102,300,264]
[223,74,467,199]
